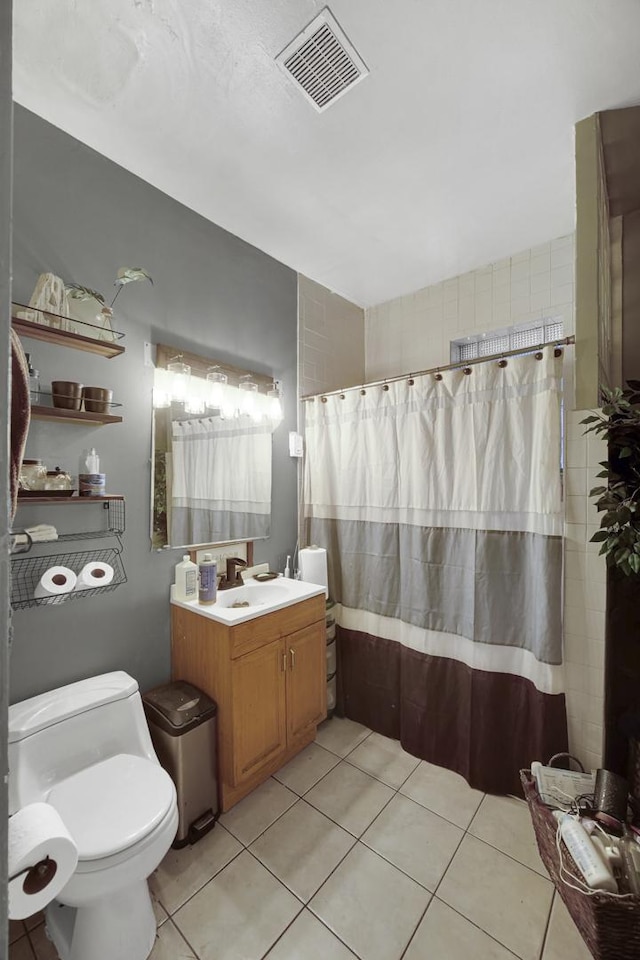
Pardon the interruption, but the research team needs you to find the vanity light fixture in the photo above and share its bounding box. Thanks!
[239,375,261,421]
[205,367,228,408]
[266,382,284,425]
[167,356,192,403]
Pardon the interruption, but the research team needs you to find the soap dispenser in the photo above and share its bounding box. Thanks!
[174,555,198,602]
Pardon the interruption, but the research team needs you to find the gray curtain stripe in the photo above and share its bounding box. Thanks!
[171,507,270,546]
[307,517,563,665]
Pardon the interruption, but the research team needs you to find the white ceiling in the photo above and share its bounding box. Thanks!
[12,0,640,307]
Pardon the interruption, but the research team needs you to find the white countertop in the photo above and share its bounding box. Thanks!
[170,576,326,625]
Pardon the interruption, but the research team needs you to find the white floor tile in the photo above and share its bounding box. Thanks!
[149,920,197,960]
[542,894,592,960]
[361,793,463,891]
[309,843,430,960]
[305,762,394,837]
[469,794,546,876]
[149,823,242,914]
[438,835,553,960]
[404,898,519,960]
[399,760,484,828]
[219,778,297,846]
[264,909,358,960]
[174,850,301,960]
[346,732,421,788]
[250,800,355,902]
[315,716,371,757]
[273,742,340,795]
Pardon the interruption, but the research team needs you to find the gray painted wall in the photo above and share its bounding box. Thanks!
[1,2,13,951]
[10,105,298,703]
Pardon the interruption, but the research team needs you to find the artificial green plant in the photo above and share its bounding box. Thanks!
[582,381,640,575]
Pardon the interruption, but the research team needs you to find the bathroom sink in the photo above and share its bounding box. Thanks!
[170,576,326,624]
[215,583,291,608]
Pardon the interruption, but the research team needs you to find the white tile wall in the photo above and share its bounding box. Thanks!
[364,235,605,769]
[365,235,576,405]
[298,276,365,397]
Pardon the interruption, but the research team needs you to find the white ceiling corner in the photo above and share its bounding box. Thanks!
[12,0,640,307]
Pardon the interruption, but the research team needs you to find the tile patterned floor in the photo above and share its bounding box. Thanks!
[10,717,593,960]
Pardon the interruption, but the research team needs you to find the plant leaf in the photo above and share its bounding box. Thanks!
[115,267,153,287]
[65,283,105,304]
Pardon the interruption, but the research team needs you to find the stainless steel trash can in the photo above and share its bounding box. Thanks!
[143,680,218,848]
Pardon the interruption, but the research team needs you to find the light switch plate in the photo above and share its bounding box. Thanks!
[289,431,304,457]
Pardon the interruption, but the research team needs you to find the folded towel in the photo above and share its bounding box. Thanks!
[24,524,59,542]
[10,330,30,521]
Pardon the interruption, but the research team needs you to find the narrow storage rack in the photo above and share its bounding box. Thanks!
[11,497,127,609]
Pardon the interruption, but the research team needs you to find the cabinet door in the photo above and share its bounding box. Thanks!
[230,637,287,786]
[286,622,326,744]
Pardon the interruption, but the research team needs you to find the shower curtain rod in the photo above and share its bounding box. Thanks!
[301,335,575,402]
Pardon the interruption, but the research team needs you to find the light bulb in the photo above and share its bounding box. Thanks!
[267,384,283,425]
[239,376,260,420]
[167,358,191,403]
[206,367,228,409]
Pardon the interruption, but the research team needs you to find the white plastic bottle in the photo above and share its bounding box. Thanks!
[553,812,618,893]
[174,555,198,602]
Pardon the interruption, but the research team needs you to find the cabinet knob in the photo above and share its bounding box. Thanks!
[289,647,296,669]
[282,652,287,672]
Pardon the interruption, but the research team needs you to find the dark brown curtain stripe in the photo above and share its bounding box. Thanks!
[338,626,568,796]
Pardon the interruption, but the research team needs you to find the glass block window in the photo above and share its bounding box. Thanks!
[451,318,564,363]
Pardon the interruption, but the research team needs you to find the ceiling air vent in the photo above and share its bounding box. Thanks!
[276,7,369,112]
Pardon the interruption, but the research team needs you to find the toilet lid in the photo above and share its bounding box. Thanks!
[47,754,175,860]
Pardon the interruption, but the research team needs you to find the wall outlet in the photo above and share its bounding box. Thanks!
[289,431,304,457]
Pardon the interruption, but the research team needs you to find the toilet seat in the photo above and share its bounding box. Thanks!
[48,753,175,860]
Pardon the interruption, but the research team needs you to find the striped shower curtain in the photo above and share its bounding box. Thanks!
[170,416,272,545]
[304,348,568,795]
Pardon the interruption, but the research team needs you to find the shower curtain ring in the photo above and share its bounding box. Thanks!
[498,358,508,368]
[534,352,543,360]
[463,367,472,376]
[434,370,443,381]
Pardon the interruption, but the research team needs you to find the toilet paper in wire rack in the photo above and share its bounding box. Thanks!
[34,566,77,601]
[74,561,115,591]
[9,802,78,919]
[298,546,328,597]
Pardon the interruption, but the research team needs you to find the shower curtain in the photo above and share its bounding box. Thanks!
[170,416,272,545]
[304,348,567,795]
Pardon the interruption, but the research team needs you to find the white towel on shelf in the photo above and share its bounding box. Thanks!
[24,524,58,542]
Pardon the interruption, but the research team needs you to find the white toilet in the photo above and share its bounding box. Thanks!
[8,671,179,960]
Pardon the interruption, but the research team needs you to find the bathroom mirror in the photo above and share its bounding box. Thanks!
[151,344,282,549]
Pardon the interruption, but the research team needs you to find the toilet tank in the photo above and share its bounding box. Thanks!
[8,672,159,814]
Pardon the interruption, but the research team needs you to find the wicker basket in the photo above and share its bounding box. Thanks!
[521,771,640,960]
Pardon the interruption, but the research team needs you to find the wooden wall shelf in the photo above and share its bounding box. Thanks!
[17,495,124,505]
[12,316,125,359]
[30,405,123,426]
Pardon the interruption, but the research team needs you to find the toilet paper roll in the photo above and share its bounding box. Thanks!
[9,802,78,919]
[74,561,115,591]
[298,545,328,598]
[34,566,77,601]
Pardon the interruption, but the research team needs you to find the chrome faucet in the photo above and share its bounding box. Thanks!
[218,557,247,590]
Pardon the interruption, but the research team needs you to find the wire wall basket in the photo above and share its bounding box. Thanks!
[11,546,127,610]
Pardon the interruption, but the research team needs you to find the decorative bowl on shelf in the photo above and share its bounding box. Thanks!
[51,381,83,411]
[82,386,114,414]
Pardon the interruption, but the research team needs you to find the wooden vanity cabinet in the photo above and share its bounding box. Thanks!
[171,594,326,812]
